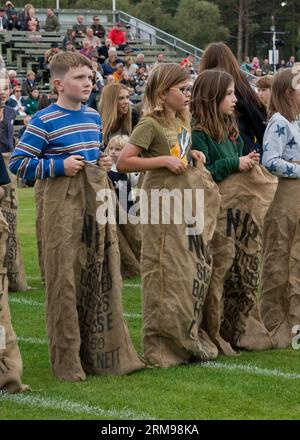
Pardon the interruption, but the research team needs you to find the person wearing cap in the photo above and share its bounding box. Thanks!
[108,22,126,49]
[91,15,105,40]
[44,8,60,32]
[65,40,76,52]
[5,1,17,20]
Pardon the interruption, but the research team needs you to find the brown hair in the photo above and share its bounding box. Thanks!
[256,75,273,90]
[144,63,190,127]
[49,52,93,79]
[191,69,239,142]
[200,42,264,112]
[269,68,300,122]
[99,83,132,145]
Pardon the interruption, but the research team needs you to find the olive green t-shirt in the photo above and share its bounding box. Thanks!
[129,116,192,165]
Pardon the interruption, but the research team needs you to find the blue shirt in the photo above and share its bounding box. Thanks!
[9,103,103,180]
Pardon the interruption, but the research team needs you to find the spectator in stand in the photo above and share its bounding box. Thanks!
[98,38,112,64]
[200,42,266,156]
[279,59,286,70]
[136,53,147,70]
[251,56,260,70]
[79,40,94,59]
[0,77,17,153]
[83,28,101,49]
[286,55,295,68]
[106,74,115,85]
[8,70,19,89]
[0,8,7,31]
[21,71,38,96]
[44,43,61,82]
[6,9,18,30]
[241,56,251,73]
[37,93,51,110]
[256,75,273,110]
[65,40,76,52]
[125,24,136,42]
[25,87,39,115]
[7,85,27,115]
[62,29,77,50]
[112,63,124,82]
[108,22,126,49]
[72,15,86,37]
[22,5,40,32]
[120,71,135,94]
[91,15,105,40]
[102,47,123,77]
[124,56,138,78]
[179,53,194,68]
[5,1,16,17]
[44,8,60,32]
[152,53,164,68]
[86,68,103,110]
[261,58,271,75]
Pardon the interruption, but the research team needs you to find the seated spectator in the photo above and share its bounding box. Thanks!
[251,56,260,70]
[125,24,136,42]
[124,56,138,78]
[8,70,19,89]
[65,40,76,52]
[102,47,123,77]
[241,56,251,73]
[98,38,112,64]
[25,87,39,115]
[108,22,126,49]
[79,40,94,59]
[86,69,103,110]
[106,74,115,85]
[21,71,37,96]
[152,53,164,68]
[6,9,18,30]
[5,1,16,18]
[279,59,286,69]
[18,114,32,140]
[72,15,86,37]
[0,8,7,31]
[256,75,273,110]
[120,72,135,93]
[83,28,101,49]
[91,15,105,40]
[62,29,77,50]
[261,58,271,75]
[37,93,51,111]
[44,42,61,66]
[180,53,194,67]
[286,55,295,68]
[44,8,60,32]
[136,53,148,70]
[23,6,40,32]
[6,85,27,115]
[112,63,124,82]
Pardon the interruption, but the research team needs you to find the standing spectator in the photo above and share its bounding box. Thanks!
[83,28,101,49]
[0,8,7,31]
[0,78,16,153]
[7,85,27,115]
[241,56,251,73]
[79,40,94,59]
[62,29,77,50]
[25,87,39,115]
[286,55,295,68]
[21,71,37,96]
[251,57,260,70]
[44,8,60,32]
[261,58,271,75]
[108,22,126,49]
[72,15,86,37]
[98,38,112,64]
[91,15,105,40]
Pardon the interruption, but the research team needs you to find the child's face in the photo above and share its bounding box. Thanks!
[54,66,93,103]
[219,82,237,115]
[28,74,35,81]
[257,87,271,107]
[108,143,122,163]
[31,89,39,99]
[117,88,130,114]
[164,80,191,113]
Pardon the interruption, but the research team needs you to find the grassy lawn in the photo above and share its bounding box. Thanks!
[1,187,300,420]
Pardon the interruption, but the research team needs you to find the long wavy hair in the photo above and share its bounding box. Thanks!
[143,63,190,127]
[269,67,300,122]
[191,69,239,142]
[98,83,132,145]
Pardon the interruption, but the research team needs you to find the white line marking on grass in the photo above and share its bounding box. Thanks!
[26,276,42,280]
[124,312,141,319]
[124,283,141,288]
[18,336,47,345]
[0,393,155,420]
[203,361,300,380]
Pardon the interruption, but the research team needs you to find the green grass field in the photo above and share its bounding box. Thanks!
[1,187,300,420]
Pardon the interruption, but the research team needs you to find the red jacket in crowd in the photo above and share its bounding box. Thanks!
[108,27,126,45]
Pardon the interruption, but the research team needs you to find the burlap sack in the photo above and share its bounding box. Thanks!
[141,164,220,367]
[34,179,46,283]
[43,163,145,381]
[204,165,277,356]
[0,210,29,393]
[260,176,300,348]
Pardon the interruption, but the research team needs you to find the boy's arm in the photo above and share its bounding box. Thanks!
[9,115,65,180]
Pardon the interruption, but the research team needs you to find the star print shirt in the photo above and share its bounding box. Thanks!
[262,112,300,178]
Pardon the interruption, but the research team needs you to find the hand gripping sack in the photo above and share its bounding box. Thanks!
[0,210,29,393]
[204,165,278,355]
[141,164,220,367]
[42,164,145,381]
[260,176,300,348]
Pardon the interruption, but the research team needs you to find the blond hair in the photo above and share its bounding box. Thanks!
[106,134,129,153]
[256,75,273,90]
[269,68,300,122]
[143,63,190,127]
[99,83,132,145]
[49,52,93,79]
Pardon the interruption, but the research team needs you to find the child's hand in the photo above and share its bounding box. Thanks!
[239,156,255,172]
[64,155,85,176]
[248,151,260,163]
[164,156,187,175]
[98,154,112,171]
[190,150,206,163]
